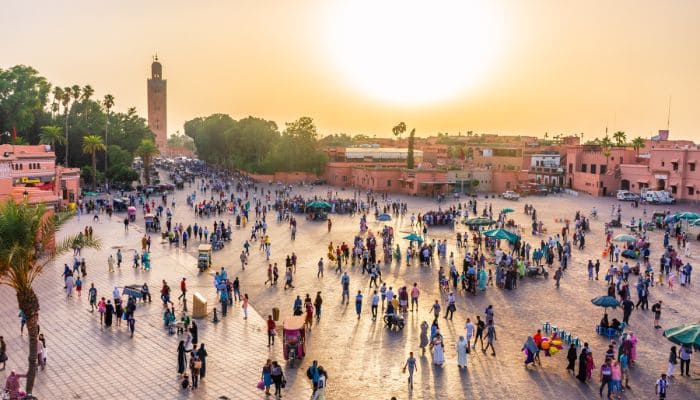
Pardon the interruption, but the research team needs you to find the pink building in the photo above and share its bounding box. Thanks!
[565,145,636,196]
[0,144,80,207]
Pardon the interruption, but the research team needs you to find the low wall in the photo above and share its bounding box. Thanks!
[246,171,319,184]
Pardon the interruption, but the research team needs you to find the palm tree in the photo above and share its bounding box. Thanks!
[102,94,115,174]
[601,135,613,164]
[392,122,406,141]
[51,86,64,120]
[81,85,94,122]
[0,200,99,395]
[39,125,66,151]
[631,136,646,158]
[61,87,73,165]
[613,131,627,147]
[82,135,106,191]
[135,139,160,185]
[70,84,81,106]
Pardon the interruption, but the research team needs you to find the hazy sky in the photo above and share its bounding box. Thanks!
[3,0,699,141]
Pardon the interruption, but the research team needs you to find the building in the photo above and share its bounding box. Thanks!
[147,56,167,152]
[0,144,80,206]
[342,147,423,163]
[529,152,564,186]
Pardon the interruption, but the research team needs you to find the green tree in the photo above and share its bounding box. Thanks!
[50,86,63,120]
[407,128,416,169]
[0,65,51,134]
[392,121,406,140]
[61,87,73,165]
[102,94,115,173]
[82,135,106,191]
[80,85,94,122]
[601,134,613,164]
[631,136,645,158]
[136,139,160,185]
[613,130,626,147]
[0,200,99,394]
[39,125,66,150]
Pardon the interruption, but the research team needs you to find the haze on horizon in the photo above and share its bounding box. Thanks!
[3,0,699,141]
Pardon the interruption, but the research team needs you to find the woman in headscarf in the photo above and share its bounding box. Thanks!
[419,321,430,355]
[456,336,468,368]
[576,349,588,383]
[4,370,27,399]
[432,331,445,366]
[190,321,198,345]
[196,343,208,379]
[566,344,577,375]
[177,340,187,376]
[104,300,114,327]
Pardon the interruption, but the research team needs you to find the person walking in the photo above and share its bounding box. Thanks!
[667,346,678,378]
[655,373,669,399]
[371,290,379,320]
[429,300,441,320]
[419,321,430,355]
[317,258,324,278]
[652,301,663,329]
[242,293,249,319]
[679,344,692,376]
[128,315,136,338]
[314,292,323,321]
[0,336,7,370]
[404,352,417,389]
[341,272,350,304]
[267,315,276,347]
[88,283,97,312]
[178,278,187,302]
[177,340,187,377]
[622,298,634,324]
[410,282,420,312]
[554,267,563,288]
[566,344,577,375]
[456,336,468,368]
[197,343,208,379]
[108,254,115,272]
[271,361,285,399]
[474,316,485,350]
[261,359,273,396]
[189,347,201,390]
[355,290,363,319]
[116,248,122,268]
[599,358,613,399]
[483,320,496,356]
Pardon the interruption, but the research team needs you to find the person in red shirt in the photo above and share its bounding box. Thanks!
[161,280,172,306]
[533,329,543,365]
[267,315,276,347]
[179,278,187,301]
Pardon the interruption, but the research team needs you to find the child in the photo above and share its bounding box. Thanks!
[655,373,669,399]
[75,277,82,297]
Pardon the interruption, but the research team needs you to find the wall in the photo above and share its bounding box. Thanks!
[247,171,319,184]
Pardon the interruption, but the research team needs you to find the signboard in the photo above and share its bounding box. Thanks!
[654,174,667,180]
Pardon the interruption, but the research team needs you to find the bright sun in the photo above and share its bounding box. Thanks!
[323,1,504,106]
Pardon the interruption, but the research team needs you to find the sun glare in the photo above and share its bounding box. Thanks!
[323,0,505,106]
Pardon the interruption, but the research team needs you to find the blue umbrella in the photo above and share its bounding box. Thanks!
[377,213,392,221]
[664,215,678,224]
[591,296,620,310]
[403,233,423,242]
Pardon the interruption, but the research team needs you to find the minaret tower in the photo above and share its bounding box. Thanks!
[147,55,167,152]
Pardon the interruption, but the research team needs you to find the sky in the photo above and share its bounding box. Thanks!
[2,0,699,141]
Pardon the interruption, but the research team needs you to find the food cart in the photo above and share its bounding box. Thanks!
[197,244,212,272]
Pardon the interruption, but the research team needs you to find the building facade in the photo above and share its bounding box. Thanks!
[147,56,168,152]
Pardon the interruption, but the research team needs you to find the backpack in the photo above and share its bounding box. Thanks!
[306,367,313,380]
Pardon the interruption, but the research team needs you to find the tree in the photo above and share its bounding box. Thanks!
[135,138,160,185]
[407,128,416,169]
[61,87,73,165]
[601,135,613,164]
[102,94,115,174]
[0,200,99,394]
[38,125,66,150]
[82,135,106,191]
[50,86,63,120]
[392,122,406,140]
[631,136,645,158]
[613,131,626,147]
[80,85,94,122]
[0,65,51,134]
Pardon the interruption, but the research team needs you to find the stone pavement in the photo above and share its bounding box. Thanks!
[0,213,311,399]
[1,179,699,399]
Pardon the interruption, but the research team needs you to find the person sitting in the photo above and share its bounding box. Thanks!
[611,318,622,331]
[600,313,610,329]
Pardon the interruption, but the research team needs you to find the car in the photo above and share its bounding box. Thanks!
[502,191,520,200]
[311,179,327,186]
[616,190,639,201]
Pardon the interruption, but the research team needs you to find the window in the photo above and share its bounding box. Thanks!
[671,185,677,194]
[672,162,678,171]
[661,161,665,167]
[342,176,347,182]
[688,187,695,196]
[600,165,607,174]
[590,165,597,174]
[581,164,587,173]
[387,180,391,187]
[690,163,696,172]
[569,163,573,174]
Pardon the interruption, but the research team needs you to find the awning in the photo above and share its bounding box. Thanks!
[671,159,679,163]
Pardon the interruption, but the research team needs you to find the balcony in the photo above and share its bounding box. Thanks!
[529,166,563,175]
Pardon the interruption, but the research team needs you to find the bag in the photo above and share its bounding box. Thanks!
[281,378,287,388]
[0,353,7,362]
[122,313,128,321]
[194,360,202,369]
[306,367,313,380]
[256,380,265,390]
